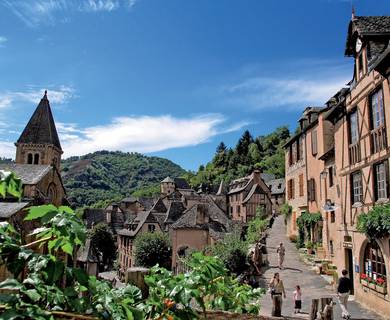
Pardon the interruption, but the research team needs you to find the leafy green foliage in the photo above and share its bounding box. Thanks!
[357,204,390,239]
[296,211,322,248]
[210,227,248,275]
[143,253,264,319]
[61,151,186,208]
[281,203,292,225]
[188,127,290,187]
[134,232,172,269]
[0,170,23,199]
[246,210,269,244]
[89,223,116,268]
[0,172,264,319]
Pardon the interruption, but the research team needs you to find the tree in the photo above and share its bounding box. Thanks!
[89,223,116,269]
[248,143,261,164]
[134,232,172,268]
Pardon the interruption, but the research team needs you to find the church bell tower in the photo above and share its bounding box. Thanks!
[15,91,63,169]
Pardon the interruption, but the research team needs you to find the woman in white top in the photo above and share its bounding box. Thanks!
[293,285,302,314]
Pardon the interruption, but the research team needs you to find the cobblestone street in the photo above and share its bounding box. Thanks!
[259,215,384,319]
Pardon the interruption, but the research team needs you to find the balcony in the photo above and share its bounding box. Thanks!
[349,142,361,165]
[371,125,387,154]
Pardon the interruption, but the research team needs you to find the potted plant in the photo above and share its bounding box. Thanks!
[376,277,387,294]
[306,241,314,254]
[360,273,369,287]
[369,278,377,290]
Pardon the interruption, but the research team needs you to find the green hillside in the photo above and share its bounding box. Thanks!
[61,151,186,208]
[184,126,290,187]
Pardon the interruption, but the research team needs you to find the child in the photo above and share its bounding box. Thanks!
[293,285,302,314]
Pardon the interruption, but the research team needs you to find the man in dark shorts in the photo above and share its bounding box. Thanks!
[337,269,352,319]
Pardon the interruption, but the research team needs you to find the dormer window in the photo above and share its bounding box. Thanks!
[27,153,33,164]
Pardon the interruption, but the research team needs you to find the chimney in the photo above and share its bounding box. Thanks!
[252,169,261,185]
[351,6,356,20]
[196,204,209,225]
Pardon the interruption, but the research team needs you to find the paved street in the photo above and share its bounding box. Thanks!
[259,215,384,319]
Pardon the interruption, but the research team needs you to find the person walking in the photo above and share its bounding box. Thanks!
[277,242,286,269]
[293,285,302,314]
[337,269,352,319]
[269,272,286,317]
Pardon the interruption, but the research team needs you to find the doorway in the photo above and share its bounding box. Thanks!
[345,248,354,294]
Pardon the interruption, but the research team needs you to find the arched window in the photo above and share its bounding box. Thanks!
[363,241,387,281]
[27,153,33,164]
[34,153,40,164]
[47,184,57,203]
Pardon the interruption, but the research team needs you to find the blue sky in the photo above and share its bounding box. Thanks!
[0,0,388,170]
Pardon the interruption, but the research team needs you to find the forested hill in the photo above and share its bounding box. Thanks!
[61,151,186,208]
[184,126,290,187]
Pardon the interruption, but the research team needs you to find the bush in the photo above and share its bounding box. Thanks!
[134,232,172,268]
[357,204,390,239]
[246,215,268,244]
[210,228,249,275]
[280,203,292,225]
[88,223,116,268]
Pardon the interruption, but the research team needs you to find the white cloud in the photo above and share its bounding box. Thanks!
[220,60,351,110]
[0,86,74,109]
[225,77,348,110]
[57,114,245,157]
[0,36,7,47]
[2,0,137,27]
[0,141,15,159]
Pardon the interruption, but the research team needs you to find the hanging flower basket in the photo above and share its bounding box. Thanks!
[369,282,376,290]
[361,279,368,287]
[375,278,387,294]
[360,273,369,287]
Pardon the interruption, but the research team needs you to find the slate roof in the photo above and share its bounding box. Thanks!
[345,16,390,56]
[0,164,51,185]
[150,198,167,213]
[161,176,174,183]
[260,173,275,183]
[172,201,230,232]
[174,177,190,189]
[138,197,154,211]
[77,239,100,263]
[16,93,62,150]
[267,178,286,195]
[0,202,30,218]
[353,16,390,35]
[165,201,186,224]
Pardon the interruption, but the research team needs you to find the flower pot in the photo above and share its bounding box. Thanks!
[361,279,368,287]
[376,286,387,294]
[369,282,376,290]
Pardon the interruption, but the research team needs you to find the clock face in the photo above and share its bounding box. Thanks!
[356,38,362,53]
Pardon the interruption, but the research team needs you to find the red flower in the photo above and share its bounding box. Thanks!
[360,273,368,280]
[376,278,386,287]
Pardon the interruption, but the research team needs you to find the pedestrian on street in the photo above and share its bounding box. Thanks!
[293,285,302,314]
[277,242,286,269]
[337,269,352,319]
[269,272,286,317]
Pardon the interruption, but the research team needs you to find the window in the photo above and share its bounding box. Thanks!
[330,211,335,223]
[308,178,316,201]
[296,140,300,161]
[351,171,363,204]
[371,88,385,129]
[311,130,318,155]
[364,241,386,281]
[34,153,39,164]
[349,110,359,144]
[288,179,295,200]
[148,224,156,232]
[374,161,388,200]
[299,174,304,197]
[288,147,293,166]
[230,206,233,214]
[329,240,334,256]
[237,206,240,214]
[329,166,334,187]
[27,153,33,164]
[299,136,304,161]
[358,53,364,79]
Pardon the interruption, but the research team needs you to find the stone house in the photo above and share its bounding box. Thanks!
[170,201,231,273]
[266,178,286,214]
[285,15,390,314]
[228,170,272,223]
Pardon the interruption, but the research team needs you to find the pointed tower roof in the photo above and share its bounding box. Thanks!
[16,91,62,150]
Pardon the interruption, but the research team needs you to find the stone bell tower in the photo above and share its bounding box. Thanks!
[15,91,63,169]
